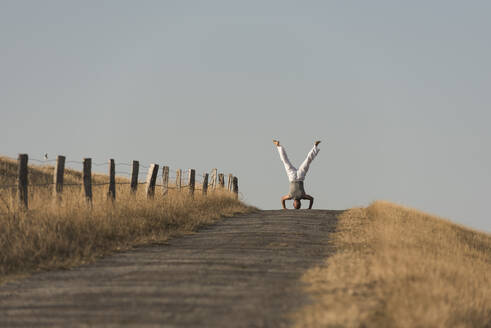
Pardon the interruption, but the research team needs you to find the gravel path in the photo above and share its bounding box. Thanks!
[0,209,340,328]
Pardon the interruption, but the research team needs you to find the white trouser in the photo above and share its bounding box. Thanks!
[277,145,320,182]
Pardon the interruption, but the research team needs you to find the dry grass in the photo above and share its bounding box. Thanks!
[0,156,254,283]
[294,201,491,328]
[0,156,127,186]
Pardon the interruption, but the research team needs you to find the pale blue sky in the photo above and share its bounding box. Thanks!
[1,1,490,231]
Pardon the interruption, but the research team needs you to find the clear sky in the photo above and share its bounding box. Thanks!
[1,1,490,232]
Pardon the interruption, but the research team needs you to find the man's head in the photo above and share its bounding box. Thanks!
[293,199,301,209]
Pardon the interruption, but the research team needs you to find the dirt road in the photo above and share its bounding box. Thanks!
[0,210,340,327]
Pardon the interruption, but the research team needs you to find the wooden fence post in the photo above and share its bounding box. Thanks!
[218,173,225,188]
[210,168,217,189]
[176,169,182,191]
[188,169,195,196]
[146,164,159,198]
[233,177,239,199]
[17,154,28,209]
[162,166,169,195]
[108,159,116,201]
[227,174,233,191]
[83,158,92,204]
[202,173,209,196]
[130,160,139,193]
[53,155,65,201]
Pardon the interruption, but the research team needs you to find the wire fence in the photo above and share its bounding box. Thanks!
[1,154,239,209]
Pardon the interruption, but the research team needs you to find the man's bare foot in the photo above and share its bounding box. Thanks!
[314,140,321,147]
[273,139,280,147]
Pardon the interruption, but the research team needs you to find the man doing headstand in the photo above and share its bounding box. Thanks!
[273,140,321,210]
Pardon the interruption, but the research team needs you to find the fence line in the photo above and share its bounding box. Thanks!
[0,154,239,209]
[2,158,204,182]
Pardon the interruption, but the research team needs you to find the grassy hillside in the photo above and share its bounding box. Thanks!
[0,156,254,283]
[294,201,491,328]
[0,155,126,186]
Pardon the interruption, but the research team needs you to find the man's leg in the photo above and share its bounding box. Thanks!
[274,140,297,181]
[297,142,321,180]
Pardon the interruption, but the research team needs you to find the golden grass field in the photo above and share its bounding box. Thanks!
[2,156,490,326]
[294,201,491,328]
[0,156,254,283]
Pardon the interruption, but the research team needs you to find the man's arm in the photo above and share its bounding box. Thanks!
[281,195,292,209]
[303,195,314,209]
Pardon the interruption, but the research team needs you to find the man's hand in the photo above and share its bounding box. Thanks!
[303,195,314,209]
[314,140,321,147]
[281,195,291,209]
[273,139,280,147]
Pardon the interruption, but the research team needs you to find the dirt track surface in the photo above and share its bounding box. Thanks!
[0,210,340,328]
